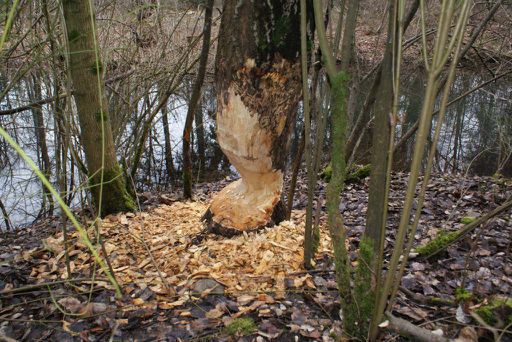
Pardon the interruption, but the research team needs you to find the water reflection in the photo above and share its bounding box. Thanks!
[0,70,511,229]
[395,72,512,177]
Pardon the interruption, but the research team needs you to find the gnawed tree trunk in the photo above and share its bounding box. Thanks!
[204,0,314,235]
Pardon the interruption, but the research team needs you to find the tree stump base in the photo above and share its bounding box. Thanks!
[201,200,285,238]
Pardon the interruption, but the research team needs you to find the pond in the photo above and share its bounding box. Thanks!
[394,72,512,176]
[0,71,511,229]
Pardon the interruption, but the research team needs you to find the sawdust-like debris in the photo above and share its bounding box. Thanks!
[33,201,332,301]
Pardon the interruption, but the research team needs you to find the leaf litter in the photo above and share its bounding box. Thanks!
[0,171,511,341]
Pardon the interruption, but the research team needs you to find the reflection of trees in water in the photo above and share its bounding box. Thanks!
[393,73,512,177]
[466,81,512,177]
[1,68,511,227]
[394,73,424,171]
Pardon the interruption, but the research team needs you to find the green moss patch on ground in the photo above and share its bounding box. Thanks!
[474,298,512,325]
[460,216,476,224]
[222,318,257,336]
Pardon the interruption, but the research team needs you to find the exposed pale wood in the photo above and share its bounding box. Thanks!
[206,0,313,234]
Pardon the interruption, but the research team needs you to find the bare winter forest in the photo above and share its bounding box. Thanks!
[0,0,512,341]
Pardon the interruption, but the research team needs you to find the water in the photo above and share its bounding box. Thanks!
[394,72,512,175]
[1,71,511,229]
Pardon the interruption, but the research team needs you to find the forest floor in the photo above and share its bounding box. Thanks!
[0,171,511,342]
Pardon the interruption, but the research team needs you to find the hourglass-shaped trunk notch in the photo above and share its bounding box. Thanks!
[204,0,314,235]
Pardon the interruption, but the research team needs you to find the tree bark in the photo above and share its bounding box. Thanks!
[161,95,175,187]
[28,72,54,218]
[195,100,206,173]
[183,0,213,199]
[205,0,314,234]
[364,0,395,253]
[286,125,305,220]
[62,0,135,216]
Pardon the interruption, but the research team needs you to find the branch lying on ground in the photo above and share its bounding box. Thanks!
[420,197,512,259]
[399,286,456,307]
[383,311,450,342]
[384,311,480,341]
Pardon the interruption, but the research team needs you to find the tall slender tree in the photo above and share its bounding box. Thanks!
[182,0,214,199]
[62,0,135,216]
[365,0,397,259]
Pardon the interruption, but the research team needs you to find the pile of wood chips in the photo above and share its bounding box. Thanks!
[31,200,333,308]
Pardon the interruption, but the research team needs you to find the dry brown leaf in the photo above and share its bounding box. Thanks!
[132,298,145,305]
[206,308,224,319]
[58,297,84,314]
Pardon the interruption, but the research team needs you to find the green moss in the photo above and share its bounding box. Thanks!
[311,224,320,254]
[475,306,493,324]
[414,229,462,257]
[90,60,103,75]
[222,318,256,336]
[461,216,476,224]
[474,299,512,325]
[431,297,456,305]
[320,162,333,181]
[344,236,376,338]
[89,163,136,216]
[456,287,474,302]
[271,16,291,47]
[491,173,506,185]
[478,184,487,191]
[320,163,371,183]
[345,164,371,184]
[68,29,80,43]
[307,38,314,52]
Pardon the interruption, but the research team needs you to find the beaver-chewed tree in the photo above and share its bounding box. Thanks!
[202,0,314,236]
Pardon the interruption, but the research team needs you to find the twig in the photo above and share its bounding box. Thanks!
[424,197,512,259]
[0,198,12,231]
[0,334,19,342]
[383,311,450,342]
[469,310,499,342]
[0,278,107,296]
[108,320,120,342]
[398,286,455,307]
[0,68,135,116]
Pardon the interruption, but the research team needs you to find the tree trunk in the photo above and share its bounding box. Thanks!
[28,72,54,218]
[205,0,314,234]
[161,98,175,187]
[0,198,11,231]
[286,125,305,220]
[195,99,206,173]
[183,0,214,199]
[62,0,135,216]
[364,0,395,251]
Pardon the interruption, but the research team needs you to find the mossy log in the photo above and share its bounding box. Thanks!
[415,198,512,258]
[320,163,371,183]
